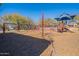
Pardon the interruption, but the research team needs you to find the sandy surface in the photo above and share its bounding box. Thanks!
[12,28,79,56]
[52,32,79,56]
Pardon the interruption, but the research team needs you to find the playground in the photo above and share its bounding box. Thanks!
[15,27,79,56]
[0,26,79,56]
[0,3,79,56]
[0,13,79,56]
[16,27,79,56]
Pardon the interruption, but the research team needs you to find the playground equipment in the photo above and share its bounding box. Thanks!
[55,13,76,32]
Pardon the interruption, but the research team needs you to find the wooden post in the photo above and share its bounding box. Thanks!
[3,23,5,33]
[17,20,20,30]
[42,13,44,38]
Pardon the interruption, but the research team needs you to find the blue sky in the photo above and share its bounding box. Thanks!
[0,3,79,22]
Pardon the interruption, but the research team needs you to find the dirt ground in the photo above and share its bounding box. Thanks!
[13,27,79,56]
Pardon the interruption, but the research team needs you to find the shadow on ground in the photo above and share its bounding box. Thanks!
[0,33,50,56]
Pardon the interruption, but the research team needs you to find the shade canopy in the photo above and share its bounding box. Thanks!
[60,17,71,20]
[55,15,76,21]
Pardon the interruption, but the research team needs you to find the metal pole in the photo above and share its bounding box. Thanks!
[42,13,44,38]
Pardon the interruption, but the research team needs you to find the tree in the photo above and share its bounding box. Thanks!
[2,14,36,30]
[3,14,28,24]
[74,15,79,21]
[73,15,79,25]
[38,18,57,27]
